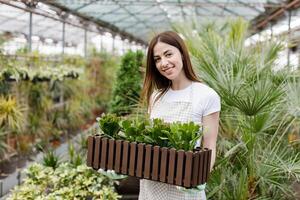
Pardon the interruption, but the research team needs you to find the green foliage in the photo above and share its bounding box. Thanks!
[109,50,144,115]
[42,150,60,170]
[7,163,120,200]
[97,113,202,151]
[0,128,8,158]
[167,122,201,151]
[0,95,26,132]
[120,117,149,142]
[143,118,170,147]
[175,18,300,199]
[97,113,121,139]
[68,142,83,167]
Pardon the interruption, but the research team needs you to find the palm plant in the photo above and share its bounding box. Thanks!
[174,18,300,199]
[0,95,26,132]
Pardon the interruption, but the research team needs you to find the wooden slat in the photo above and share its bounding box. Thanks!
[203,150,208,183]
[129,142,137,176]
[167,148,176,184]
[175,150,185,186]
[144,144,152,179]
[86,136,94,167]
[121,141,129,174]
[191,152,200,187]
[152,146,160,181]
[136,143,145,178]
[198,151,205,184]
[159,147,168,183]
[107,139,115,170]
[114,140,122,173]
[100,138,108,170]
[93,136,101,169]
[183,151,193,188]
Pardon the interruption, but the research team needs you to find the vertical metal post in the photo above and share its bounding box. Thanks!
[298,49,300,69]
[0,181,3,197]
[17,170,21,185]
[84,28,87,57]
[29,11,33,52]
[122,39,125,54]
[100,34,103,51]
[62,21,65,55]
[270,23,273,38]
[112,34,115,54]
[287,10,292,67]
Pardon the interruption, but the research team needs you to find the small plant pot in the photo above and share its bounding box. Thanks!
[6,135,17,153]
[0,158,17,174]
[50,139,61,148]
[87,136,212,188]
[16,156,27,168]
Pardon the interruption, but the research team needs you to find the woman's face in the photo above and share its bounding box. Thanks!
[153,42,184,81]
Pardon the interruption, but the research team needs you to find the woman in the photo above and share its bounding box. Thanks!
[139,31,221,200]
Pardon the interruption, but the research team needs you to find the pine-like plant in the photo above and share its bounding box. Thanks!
[109,50,143,116]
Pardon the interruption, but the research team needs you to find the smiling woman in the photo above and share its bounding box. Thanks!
[140,31,221,200]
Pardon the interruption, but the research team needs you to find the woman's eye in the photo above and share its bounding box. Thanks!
[166,53,172,57]
[154,58,160,63]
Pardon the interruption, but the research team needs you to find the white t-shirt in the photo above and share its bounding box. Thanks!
[150,82,221,124]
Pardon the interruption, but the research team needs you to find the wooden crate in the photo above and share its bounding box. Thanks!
[87,135,211,188]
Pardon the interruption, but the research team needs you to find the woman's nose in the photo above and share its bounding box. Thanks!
[160,58,168,67]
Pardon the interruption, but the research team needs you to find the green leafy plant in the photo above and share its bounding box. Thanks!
[7,163,120,200]
[42,150,60,170]
[97,113,202,151]
[0,128,8,159]
[68,142,83,167]
[0,95,26,132]
[167,121,201,151]
[143,118,170,147]
[97,113,121,139]
[120,117,149,142]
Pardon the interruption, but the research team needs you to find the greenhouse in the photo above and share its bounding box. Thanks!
[0,0,299,199]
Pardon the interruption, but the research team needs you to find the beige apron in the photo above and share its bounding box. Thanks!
[139,83,206,200]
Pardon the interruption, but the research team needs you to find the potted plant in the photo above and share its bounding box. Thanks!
[87,113,212,188]
[0,95,26,152]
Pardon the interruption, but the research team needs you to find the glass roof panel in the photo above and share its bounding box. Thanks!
[1,0,293,45]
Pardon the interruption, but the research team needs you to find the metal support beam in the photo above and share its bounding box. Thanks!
[287,10,292,67]
[28,11,32,52]
[122,39,125,54]
[270,23,273,37]
[62,21,65,55]
[255,0,300,30]
[100,34,103,51]
[112,34,115,54]
[84,28,87,57]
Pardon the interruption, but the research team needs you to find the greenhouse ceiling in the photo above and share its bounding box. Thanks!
[0,0,300,45]
[43,0,300,41]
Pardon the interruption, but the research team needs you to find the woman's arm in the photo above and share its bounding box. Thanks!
[202,111,220,171]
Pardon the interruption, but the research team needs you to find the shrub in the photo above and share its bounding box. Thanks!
[109,50,143,116]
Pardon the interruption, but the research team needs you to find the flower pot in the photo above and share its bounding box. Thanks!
[87,135,212,188]
[6,135,17,153]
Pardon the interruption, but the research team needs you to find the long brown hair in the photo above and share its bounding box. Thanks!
[141,31,200,108]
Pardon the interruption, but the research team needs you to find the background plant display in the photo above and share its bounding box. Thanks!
[175,18,300,199]
[0,43,121,177]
